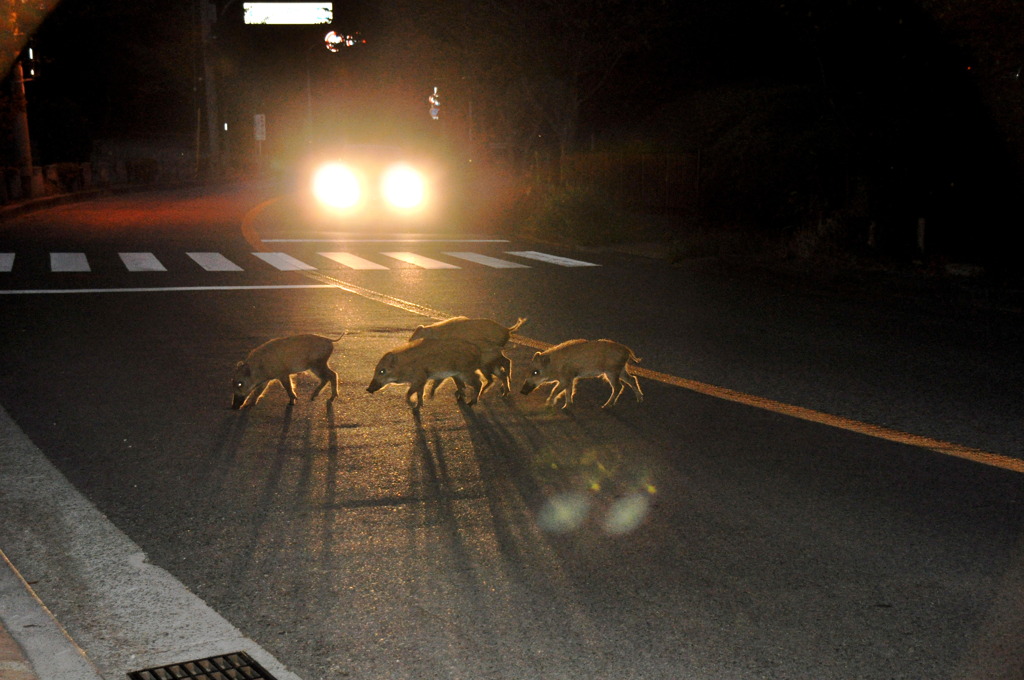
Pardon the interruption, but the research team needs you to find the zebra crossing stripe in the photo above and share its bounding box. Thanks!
[1,249,601,275]
[319,252,389,270]
[0,285,335,295]
[505,251,599,267]
[252,252,316,271]
[187,252,243,272]
[51,252,90,272]
[443,252,530,269]
[120,252,167,272]
[381,252,461,269]
[264,238,511,243]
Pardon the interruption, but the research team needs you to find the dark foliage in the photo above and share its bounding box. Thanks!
[4,0,1023,264]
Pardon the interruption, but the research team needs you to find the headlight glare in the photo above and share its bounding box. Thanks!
[381,164,428,212]
[312,162,362,211]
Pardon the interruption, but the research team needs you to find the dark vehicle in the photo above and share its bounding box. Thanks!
[300,144,450,229]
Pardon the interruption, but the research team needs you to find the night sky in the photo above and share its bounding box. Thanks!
[6,0,1024,262]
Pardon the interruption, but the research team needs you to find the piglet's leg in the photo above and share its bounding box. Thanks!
[406,381,426,410]
[498,355,512,396]
[623,371,644,403]
[309,363,338,401]
[597,374,616,408]
[565,377,581,408]
[278,375,299,404]
[463,373,481,406]
[246,380,272,408]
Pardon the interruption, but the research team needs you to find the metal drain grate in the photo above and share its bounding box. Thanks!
[126,651,277,680]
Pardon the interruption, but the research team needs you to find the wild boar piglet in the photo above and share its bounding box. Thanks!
[367,337,484,410]
[520,338,643,409]
[410,316,526,396]
[231,334,342,409]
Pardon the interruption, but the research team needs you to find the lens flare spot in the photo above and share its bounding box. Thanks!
[537,492,591,534]
[602,493,651,535]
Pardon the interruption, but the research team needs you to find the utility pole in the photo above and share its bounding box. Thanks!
[9,58,35,198]
[196,0,221,177]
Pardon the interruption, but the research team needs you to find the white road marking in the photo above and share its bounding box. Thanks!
[264,238,510,243]
[0,285,334,295]
[51,252,90,272]
[505,251,599,267]
[187,252,243,271]
[444,252,531,268]
[381,252,461,269]
[319,252,389,270]
[0,248,601,280]
[119,252,167,272]
[252,252,316,271]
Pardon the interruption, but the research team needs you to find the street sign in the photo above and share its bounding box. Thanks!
[429,87,440,120]
[243,3,332,25]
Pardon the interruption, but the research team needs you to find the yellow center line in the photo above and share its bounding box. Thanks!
[243,199,1022,474]
[510,333,1021,471]
[645,364,1022,473]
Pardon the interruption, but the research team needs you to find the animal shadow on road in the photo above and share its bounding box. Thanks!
[459,395,663,544]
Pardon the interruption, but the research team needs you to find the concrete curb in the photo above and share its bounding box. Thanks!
[0,550,103,680]
[0,399,304,680]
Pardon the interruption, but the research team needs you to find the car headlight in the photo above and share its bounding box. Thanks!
[380,163,428,213]
[309,154,436,221]
[312,162,364,212]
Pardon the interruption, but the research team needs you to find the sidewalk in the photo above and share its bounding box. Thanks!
[0,395,302,680]
[0,551,103,680]
[1,185,116,680]
[1,176,217,223]
[0,188,117,222]
[0,618,37,680]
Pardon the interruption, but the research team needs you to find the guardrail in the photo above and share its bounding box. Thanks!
[0,159,196,208]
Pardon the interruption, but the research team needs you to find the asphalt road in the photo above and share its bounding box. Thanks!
[1,182,1023,679]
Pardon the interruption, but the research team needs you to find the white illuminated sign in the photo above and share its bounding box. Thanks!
[243,3,333,25]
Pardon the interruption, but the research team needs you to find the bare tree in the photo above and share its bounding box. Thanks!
[390,0,661,167]
[1,0,58,77]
